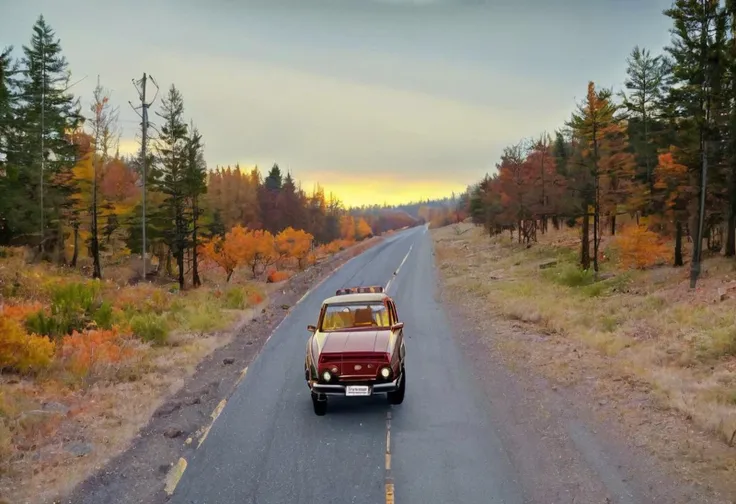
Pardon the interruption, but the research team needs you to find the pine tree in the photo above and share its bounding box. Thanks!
[184,121,207,287]
[664,0,728,287]
[0,46,19,244]
[12,15,81,259]
[620,45,670,213]
[154,84,189,290]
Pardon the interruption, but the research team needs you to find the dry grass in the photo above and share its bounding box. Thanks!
[433,222,736,485]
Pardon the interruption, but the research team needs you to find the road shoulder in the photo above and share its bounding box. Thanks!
[431,225,733,504]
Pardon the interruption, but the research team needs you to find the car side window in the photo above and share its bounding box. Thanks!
[389,301,398,324]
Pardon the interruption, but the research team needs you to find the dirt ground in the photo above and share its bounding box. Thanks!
[431,223,736,503]
[1,236,382,504]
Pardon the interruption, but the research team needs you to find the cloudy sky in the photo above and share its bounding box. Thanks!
[2,0,673,207]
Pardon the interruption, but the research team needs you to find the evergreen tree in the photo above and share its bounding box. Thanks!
[0,46,19,244]
[12,15,81,258]
[620,45,670,213]
[664,0,728,286]
[154,84,189,289]
[184,121,207,287]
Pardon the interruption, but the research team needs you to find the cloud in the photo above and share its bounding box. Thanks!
[133,48,563,206]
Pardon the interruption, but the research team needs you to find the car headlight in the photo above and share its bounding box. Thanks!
[380,367,391,378]
[322,371,332,382]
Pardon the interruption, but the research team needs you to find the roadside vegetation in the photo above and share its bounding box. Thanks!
[428,1,736,494]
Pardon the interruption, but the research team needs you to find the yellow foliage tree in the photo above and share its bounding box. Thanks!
[200,224,250,282]
[355,218,373,240]
[242,229,277,278]
[340,215,356,241]
[611,225,672,270]
[275,227,314,270]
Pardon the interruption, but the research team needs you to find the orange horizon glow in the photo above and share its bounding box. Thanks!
[117,140,468,208]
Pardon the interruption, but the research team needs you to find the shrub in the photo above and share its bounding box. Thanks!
[0,302,44,322]
[24,281,109,338]
[58,328,139,383]
[610,225,672,270]
[129,313,169,345]
[0,316,55,374]
[266,270,292,283]
[544,264,596,287]
[223,287,246,309]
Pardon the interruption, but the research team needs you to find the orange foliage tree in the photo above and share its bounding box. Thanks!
[340,215,356,241]
[653,148,692,266]
[242,229,277,278]
[611,224,672,270]
[200,224,250,282]
[355,217,373,240]
[275,227,314,270]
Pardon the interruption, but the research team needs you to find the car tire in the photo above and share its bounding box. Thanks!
[312,392,327,416]
[387,367,406,405]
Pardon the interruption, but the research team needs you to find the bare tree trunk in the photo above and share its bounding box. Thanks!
[675,220,684,267]
[581,210,591,270]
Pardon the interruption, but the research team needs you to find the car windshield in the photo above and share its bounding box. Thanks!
[321,302,390,331]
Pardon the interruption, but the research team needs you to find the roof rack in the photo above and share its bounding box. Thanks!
[335,286,384,296]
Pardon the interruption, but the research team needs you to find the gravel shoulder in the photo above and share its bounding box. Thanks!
[57,237,383,504]
[431,226,735,504]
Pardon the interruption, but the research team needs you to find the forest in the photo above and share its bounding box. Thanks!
[0,15,422,292]
[463,1,736,288]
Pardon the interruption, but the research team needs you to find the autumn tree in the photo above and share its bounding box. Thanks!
[243,229,277,278]
[654,148,693,265]
[200,224,248,282]
[275,227,313,269]
[85,77,120,278]
[568,82,636,271]
[340,214,356,241]
[355,217,373,240]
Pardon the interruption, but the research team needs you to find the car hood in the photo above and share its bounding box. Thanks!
[320,330,391,355]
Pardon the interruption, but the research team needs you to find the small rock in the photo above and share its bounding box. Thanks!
[66,442,93,457]
[223,358,235,365]
[183,396,201,406]
[261,308,266,314]
[598,400,608,406]
[156,401,182,417]
[281,304,290,310]
[163,426,183,439]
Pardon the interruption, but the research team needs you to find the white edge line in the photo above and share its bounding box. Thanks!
[385,244,413,293]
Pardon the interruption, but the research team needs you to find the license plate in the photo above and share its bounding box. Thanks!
[345,385,371,396]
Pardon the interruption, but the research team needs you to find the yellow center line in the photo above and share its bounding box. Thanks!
[385,410,394,504]
[385,482,395,504]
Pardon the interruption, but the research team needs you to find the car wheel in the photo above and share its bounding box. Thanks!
[387,366,406,405]
[312,392,327,416]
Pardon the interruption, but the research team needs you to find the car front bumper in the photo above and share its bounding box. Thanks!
[310,374,402,396]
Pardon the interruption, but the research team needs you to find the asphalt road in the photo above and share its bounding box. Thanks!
[170,225,525,504]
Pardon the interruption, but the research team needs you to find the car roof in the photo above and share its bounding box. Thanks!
[322,292,389,305]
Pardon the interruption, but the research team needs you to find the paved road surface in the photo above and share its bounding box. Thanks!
[169,225,524,504]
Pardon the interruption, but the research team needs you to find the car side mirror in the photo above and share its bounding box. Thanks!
[391,322,404,331]
[307,324,317,333]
